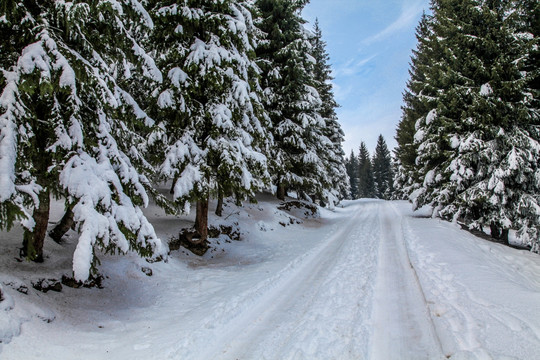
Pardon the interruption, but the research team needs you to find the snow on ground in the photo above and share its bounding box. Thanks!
[397,201,540,360]
[1,198,539,359]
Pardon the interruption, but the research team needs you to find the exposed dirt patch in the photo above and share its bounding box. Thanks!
[61,274,104,289]
[170,222,242,256]
[170,228,211,256]
[32,279,63,293]
[209,223,241,241]
[278,201,318,218]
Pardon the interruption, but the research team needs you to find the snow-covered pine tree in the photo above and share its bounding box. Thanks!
[410,0,540,251]
[0,0,165,280]
[516,0,539,106]
[148,0,271,244]
[393,12,434,200]
[255,0,326,201]
[357,142,375,198]
[372,134,393,199]
[513,0,540,251]
[345,150,359,199]
[311,19,350,205]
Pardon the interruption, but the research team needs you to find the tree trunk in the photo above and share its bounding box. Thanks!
[22,187,50,262]
[215,187,223,217]
[500,228,509,246]
[194,197,209,243]
[170,174,179,195]
[490,223,509,246]
[49,204,75,243]
[277,182,286,201]
[490,222,501,239]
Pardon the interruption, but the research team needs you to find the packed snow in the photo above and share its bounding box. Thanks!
[1,197,539,359]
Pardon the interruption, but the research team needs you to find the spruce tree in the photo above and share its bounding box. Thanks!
[409,0,539,251]
[394,12,434,200]
[372,135,394,199]
[148,0,271,244]
[357,142,375,198]
[0,0,165,279]
[255,0,326,201]
[345,150,359,199]
[311,19,350,205]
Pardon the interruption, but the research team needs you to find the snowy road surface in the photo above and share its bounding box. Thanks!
[1,200,540,359]
[199,202,382,360]
[370,204,442,359]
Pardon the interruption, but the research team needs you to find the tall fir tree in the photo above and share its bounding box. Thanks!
[357,142,375,198]
[345,150,359,199]
[148,0,271,245]
[372,134,394,199]
[0,0,165,280]
[255,0,327,201]
[310,19,350,204]
[393,12,434,200]
[408,0,539,251]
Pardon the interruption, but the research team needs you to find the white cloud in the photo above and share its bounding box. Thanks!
[331,82,353,103]
[362,1,425,46]
[334,54,378,77]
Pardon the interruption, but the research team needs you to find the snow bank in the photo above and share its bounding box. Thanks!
[399,201,540,359]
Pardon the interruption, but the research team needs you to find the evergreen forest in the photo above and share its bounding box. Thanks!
[1,0,538,283]
[394,0,539,251]
[0,0,348,280]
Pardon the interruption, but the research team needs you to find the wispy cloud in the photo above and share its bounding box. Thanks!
[334,54,377,77]
[362,1,425,46]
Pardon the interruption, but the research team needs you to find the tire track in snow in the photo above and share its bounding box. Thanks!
[195,201,381,360]
[369,202,445,360]
[250,201,381,359]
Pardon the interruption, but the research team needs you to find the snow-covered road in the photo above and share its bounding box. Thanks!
[200,201,445,360]
[201,201,381,360]
[1,199,539,359]
[370,203,443,359]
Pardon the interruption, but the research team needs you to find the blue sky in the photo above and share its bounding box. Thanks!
[302,0,431,156]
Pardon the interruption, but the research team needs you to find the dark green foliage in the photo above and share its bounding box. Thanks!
[148,0,271,223]
[255,0,327,201]
[372,135,394,199]
[398,0,539,251]
[357,142,376,198]
[345,150,359,199]
[393,12,434,199]
[0,0,164,279]
[1,0,352,281]
[310,19,350,203]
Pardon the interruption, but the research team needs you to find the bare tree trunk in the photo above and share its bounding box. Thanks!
[277,182,286,201]
[177,198,211,256]
[490,222,501,239]
[195,197,209,243]
[215,186,224,217]
[500,228,509,246]
[22,187,50,262]
[49,204,75,243]
[490,222,510,246]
